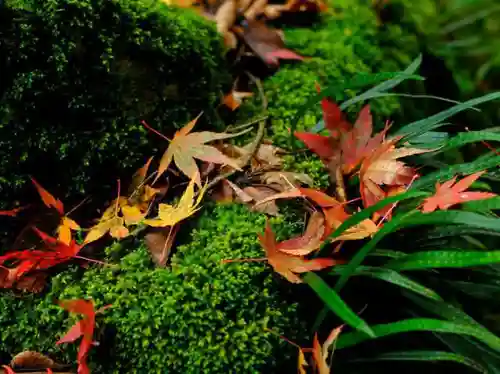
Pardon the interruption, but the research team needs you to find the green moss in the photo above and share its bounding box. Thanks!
[0,204,306,373]
[0,0,229,215]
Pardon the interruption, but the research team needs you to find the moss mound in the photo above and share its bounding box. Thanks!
[0,0,229,210]
[0,204,305,372]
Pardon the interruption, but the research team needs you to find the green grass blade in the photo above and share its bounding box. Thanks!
[436,335,500,374]
[399,211,500,232]
[354,350,487,373]
[339,55,423,111]
[334,211,418,291]
[386,250,500,271]
[303,272,374,337]
[336,318,500,352]
[329,265,442,301]
[424,131,500,152]
[394,92,500,139]
[403,293,482,327]
[463,196,500,211]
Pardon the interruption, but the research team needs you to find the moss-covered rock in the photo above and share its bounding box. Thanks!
[0,204,306,372]
[0,0,229,213]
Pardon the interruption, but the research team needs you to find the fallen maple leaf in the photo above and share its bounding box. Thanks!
[258,221,336,283]
[30,178,64,215]
[144,225,180,267]
[312,326,343,374]
[421,171,497,213]
[276,211,326,255]
[57,299,111,374]
[222,90,254,111]
[235,20,304,67]
[84,198,130,244]
[144,173,208,227]
[149,114,243,185]
[359,137,430,212]
[30,178,80,244]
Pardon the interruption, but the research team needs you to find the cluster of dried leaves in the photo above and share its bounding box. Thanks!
[222,86,497,293]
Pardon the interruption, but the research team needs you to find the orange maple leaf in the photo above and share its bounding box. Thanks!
[258,221,336,283]
[421,171,497,213]
[30,178,80,244]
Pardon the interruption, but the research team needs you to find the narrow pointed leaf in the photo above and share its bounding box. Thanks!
[304,272,374,337]
[355,350,486,373]
[336,318,500,352]
[386,250,500,271]
[329,265,442,301]
[395,92,500,139]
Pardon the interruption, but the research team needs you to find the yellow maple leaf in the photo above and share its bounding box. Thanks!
[144,173,207,228]
[57,217,81,245]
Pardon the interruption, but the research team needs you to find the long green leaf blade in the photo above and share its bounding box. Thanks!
[336,318,500,352]
[355,350,487,373]
[395,92,500,139]
[330,265,442,301]
[303,272,374,337]
[386,250,500,271]
[334,211,418,291]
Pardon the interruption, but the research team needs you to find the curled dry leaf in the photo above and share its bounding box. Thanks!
[259,221,336,283]
[10,351,64,370]
[276,211,325,255]
[421,171,497,213]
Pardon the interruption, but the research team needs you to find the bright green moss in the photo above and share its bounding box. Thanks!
[0,0,229,217]
[0,204,306,373]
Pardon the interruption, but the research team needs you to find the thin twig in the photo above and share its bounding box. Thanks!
[334,165,347,203]
[203,72,268,192]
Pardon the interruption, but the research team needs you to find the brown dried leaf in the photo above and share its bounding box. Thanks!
[145,225,180,267]
[244,186,281,215]
[260,171,313,189]
[215,0,237,35]
[244,0,268,20]
[10,351,64,370]
[235,20,304,66]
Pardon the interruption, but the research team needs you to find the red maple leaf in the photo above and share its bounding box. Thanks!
[57,299,111,374]
[421,171,497,213]
[294,90,387,176]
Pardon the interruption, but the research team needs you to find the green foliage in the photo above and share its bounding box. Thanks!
[0,204,305,372]
[0,0,229,215]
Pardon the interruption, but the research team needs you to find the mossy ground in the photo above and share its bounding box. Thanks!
[0,0,230,226]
